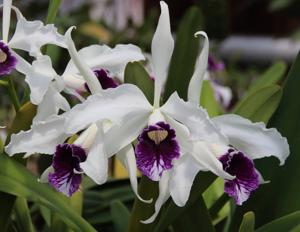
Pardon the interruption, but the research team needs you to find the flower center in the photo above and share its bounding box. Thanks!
[135,122,180,181]
[0,49,7,63]
[147,129,168,144]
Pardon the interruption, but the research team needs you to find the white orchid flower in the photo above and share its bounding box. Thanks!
[142,14,289,225]
[5,1,231,202]
[0,0,69,77]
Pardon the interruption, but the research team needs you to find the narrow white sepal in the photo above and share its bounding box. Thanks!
[188,31,209,105]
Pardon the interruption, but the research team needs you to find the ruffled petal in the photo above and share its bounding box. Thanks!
[5,116,69,156]
[8,14,67,56]
[188,31,209,105]
[161,92,228,143]
[63,44,145,80]
[212,114,290,165]
[65,84,152,134]
[151,1,174,107]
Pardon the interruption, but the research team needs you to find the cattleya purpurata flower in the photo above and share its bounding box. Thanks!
[0,0,69,77]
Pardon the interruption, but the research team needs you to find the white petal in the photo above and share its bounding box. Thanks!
[65,27,102,94]
[63,73,86,92]
[26,56,57,105]
[74,123,98,150]
[188,31,209,105]
[33,86,70,123]
[63,44,145,80]
[5,116,69,156]
[80,124,108,185]
[65,84,152,134]
[116,144,152,203]
[151,1,174,107]
[169,155,201,207]
[212,114,290,165]
[104,111,149,157]
[161,92,228,143]
[2,0,12,43]
[191,141,234,180]
[8,17,67,56]
[141,171,171,224]
[38,166,54,183]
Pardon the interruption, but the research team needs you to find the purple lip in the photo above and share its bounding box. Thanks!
[85,69,118,92]
[0,41,17,76]
[219,148,259,205]
[135,121,180,181]
[48,143,87,197]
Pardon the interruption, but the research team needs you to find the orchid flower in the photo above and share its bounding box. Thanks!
[0,0,69,77]
[5,1,231,202]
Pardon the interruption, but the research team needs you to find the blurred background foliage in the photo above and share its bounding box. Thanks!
[1,0,300,231]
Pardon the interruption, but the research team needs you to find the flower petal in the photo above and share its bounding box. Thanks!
[151,1,174,107]
[65,84,152,134]
[104,111,149,157]
[141,171,171,224]
[63,44,145,80]
[80,124,108,185]
[188,31,209,105]
[2,0,12,43]
[5,116,69,156]
[39,166,54,183]
[65,27,102,94]
[25,56,57,105]
[8,14,67,56]
[169,155,201,207]
[117,144,152,203]
[212,114,290,165]
[33,85,70,123]
[161,92,228,143]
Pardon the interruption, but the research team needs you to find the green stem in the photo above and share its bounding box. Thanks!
[6,77,21,112]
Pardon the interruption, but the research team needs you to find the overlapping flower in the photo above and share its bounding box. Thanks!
[4,0,289,224]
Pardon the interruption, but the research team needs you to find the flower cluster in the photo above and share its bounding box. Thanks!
[3,0,289,223]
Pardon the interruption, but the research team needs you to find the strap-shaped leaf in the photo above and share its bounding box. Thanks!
[110,200,130,232]
[239,212,255,232]
[0,154,96,232]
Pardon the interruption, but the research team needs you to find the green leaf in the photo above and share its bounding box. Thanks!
[233,85,282,124]
[229,52,300,230]
[163,6,204,102]
[14,197,35,232]
[239,212,255,232]
[110,200,130,232]
[172,196,215,232]
[233,61,286,113]
[46,0,61,24]
[124,62,154,104]
[0,154,96,232]
[200,80,223,117]
[0,102,37,231]
[248,61,286,96]
[127,176,158,232]
[152,173,216,232]
[256,211,300,232]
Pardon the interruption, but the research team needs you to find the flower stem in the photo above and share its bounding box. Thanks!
[6,76,21,112]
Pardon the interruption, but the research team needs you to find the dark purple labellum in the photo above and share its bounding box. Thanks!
[0,41,17,76]
[85,69,118,92]
[48,143,87,197]
[219,148,259,205]
[135,122,180,181]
